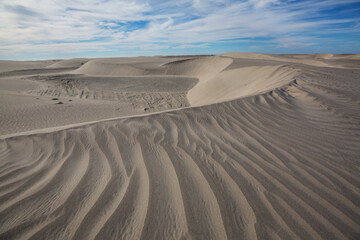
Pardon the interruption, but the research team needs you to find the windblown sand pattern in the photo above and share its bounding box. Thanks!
[0,53,359,239]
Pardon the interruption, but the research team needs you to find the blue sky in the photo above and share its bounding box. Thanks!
[0,0,359,60]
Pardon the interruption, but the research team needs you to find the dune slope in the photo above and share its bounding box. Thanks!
[0,62,359,239]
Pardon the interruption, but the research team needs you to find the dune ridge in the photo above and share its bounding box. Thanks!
[73,55,301,106]
[0,53,359,239]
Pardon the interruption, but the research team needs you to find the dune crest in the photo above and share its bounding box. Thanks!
[187,64,299,106]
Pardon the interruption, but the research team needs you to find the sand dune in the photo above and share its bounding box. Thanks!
[0,60,58,73]
[0,53,359,239]
[187,64,298,106]
[73,57,169,76]
[221,52,360,68]
[45,58,90,69]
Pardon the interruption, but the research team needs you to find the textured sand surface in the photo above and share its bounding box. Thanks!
[0,53,359,239]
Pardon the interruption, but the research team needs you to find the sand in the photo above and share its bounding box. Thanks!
[0,53,359,239]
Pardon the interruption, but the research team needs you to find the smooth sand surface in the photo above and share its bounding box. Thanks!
[0,53,359,239]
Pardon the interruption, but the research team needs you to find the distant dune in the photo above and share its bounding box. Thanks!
[0,53,359,239]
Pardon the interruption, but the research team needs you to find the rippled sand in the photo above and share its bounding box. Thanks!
[0,53,359,239]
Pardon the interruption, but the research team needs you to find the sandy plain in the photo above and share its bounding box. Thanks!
[0,53,359,239]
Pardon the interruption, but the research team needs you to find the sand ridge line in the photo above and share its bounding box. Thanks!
[0,76,302,140]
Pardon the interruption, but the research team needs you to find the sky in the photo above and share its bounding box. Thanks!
[0,0,359,60]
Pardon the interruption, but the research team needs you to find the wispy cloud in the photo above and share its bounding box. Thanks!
[174,43,210,49]
[0,0,359,59]
[249,0,280,8]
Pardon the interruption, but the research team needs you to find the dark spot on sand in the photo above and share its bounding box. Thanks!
[57,102,63,104]
[68,99,72,102]
[144,107,149,111]
[52,98,59,100]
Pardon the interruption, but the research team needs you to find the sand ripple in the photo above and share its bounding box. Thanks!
[0,70,359,239]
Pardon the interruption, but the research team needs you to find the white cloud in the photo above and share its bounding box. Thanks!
[249,0,280,8]
[274,36,315,48]
[0,0,359,57]
[174,43,210,49]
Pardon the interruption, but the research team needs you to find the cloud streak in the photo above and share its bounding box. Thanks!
[0,0,359,59]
